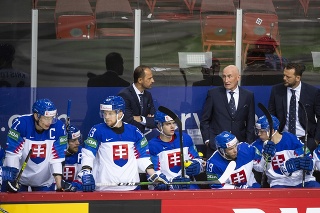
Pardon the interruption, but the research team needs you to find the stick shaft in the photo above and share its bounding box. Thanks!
[15,149,32,182]
[298,101,308,187]
[96,180,221,187]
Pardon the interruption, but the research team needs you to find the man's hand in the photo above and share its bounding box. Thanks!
[263,140,276,161]
[185,159,203,176]
[172,176,190,190]
[1,166,19,192]
[147,173,171,190]
[77,169,95,192]
[56,180,77,192]
[297,156,313,171]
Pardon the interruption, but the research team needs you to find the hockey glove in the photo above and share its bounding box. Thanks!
[77,169,95,192]
[185,159,203,176]
[297,156,313,172]
[147,173,171,190]
[262,141,276,162]
[284,158,300,175]
[172,176,190,190]
[56,180,77,192]
[0,166,19,192]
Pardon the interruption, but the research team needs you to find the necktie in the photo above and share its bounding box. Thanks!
[138,94,144,114]
[229,91,236,116]
[288,89,296,135]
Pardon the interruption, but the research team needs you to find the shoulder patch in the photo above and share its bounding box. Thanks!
[140,137,148,148]
[85,137,97,149]
[60,135,67,145]
[8,129,20,141]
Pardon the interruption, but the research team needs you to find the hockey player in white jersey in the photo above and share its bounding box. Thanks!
[206,131,263,189]
[253,115,320,188]
[149,111,205,190]
[3,98,72,192]
[80,96,169,191]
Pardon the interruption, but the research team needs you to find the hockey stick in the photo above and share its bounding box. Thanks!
[7,149,33,192]
[96,161,236,187]
[158,106,185,177]
[298,101,308,188]
[66,99,71,131]
[258,103,273,188]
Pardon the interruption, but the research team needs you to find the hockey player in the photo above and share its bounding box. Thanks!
[79,96,169,191]
[206,131,263,189]
[3,98,73,192]
[62,125,94,191]
[253,115,320,188]
[148,111,205,190]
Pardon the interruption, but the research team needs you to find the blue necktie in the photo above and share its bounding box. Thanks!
[288,89,296,135]
[229,91,236,116]
[139,94,144,114]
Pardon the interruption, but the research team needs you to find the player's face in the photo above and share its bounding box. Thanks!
[257,129,268,141]
[103,110,122,127]
[224,143,238,160]
[140,68,154,89]
[222,65,240,91]
[283,68,300,88]
[36,115,54,130]
[68,138,80,153]
[162,120,176,136]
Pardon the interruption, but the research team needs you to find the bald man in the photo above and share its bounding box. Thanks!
[200,65,256,158]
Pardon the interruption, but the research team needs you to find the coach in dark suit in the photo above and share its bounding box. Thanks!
[118,65,156,133]
[200,65,256,158]
[268,63,320,152]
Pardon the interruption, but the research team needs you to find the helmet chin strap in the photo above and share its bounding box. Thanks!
[266,130,277,139]
[157,125,172,138]
[108,112,124,128]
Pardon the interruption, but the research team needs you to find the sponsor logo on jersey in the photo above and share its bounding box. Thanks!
[8,129,20,141]
[85,138,97,148]
[167,151,181,173]
[31,143,46,164]
[207,173,218,181]
[140,137,148,148]
[60,135,67,145]
[231,170,247,184]
[113,144,128,167]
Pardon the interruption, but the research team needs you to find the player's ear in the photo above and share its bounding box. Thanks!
[33,113,39,121]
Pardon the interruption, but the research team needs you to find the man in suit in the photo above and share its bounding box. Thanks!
[200,65,256,158]
[192,58,223,87]
[87,52,130,87]
[268,63,320,153]
[118,65,156,133]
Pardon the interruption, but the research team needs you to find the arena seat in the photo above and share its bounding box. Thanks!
[54,0,95,39]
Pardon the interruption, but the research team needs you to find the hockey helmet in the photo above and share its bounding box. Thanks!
[32,99,57,122]
[215,131,238,158]
[255,115,279,132]
[154,111,174,125]
[67,125,81,141]
[100,96,125,116]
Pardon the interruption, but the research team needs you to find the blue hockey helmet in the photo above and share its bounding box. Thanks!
[215,131,238,159]
[154,111,174,125]
[100,96,125,118]
[32,98,57,123]
[255,115,279,132]
[67,125,81,141]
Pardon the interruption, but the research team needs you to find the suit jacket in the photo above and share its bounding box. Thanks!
[200,86,256,157]
[118,85,156,133]
[87,71,130,87]
[268,82,320,141]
